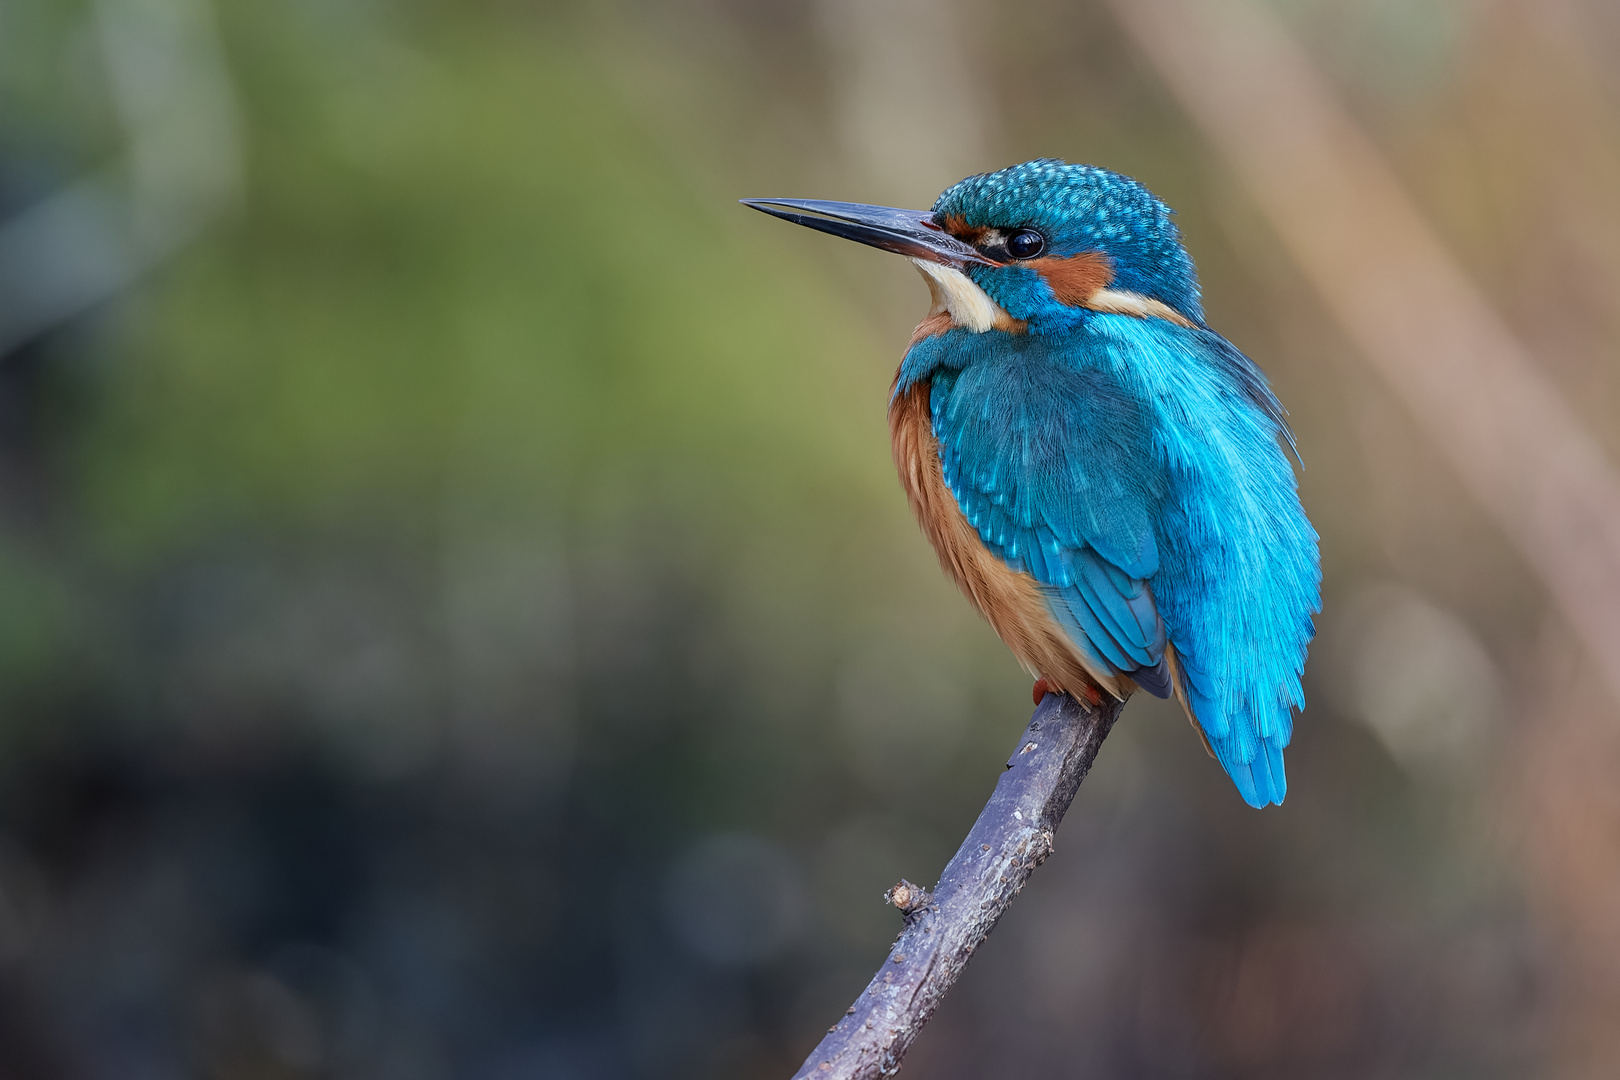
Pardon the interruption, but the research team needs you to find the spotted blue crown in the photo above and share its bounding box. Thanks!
[933,159,1203,323]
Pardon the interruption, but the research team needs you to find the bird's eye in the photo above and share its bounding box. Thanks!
[1005,229,1046,259]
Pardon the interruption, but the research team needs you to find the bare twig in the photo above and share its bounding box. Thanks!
[790,691,1123,1080]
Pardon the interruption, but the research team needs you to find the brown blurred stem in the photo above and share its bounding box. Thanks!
[789,690,1123,1080]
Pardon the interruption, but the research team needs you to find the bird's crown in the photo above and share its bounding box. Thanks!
[933,159,1203,324]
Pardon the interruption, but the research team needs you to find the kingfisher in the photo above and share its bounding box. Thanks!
[743,160,1320,808]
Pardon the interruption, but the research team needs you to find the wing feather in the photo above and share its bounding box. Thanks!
[930,354,1171,697]
[903,315,1317,810]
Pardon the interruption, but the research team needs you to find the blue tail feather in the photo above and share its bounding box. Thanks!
[1208,730,1287,809]
[1225,754,1262,808]
[1182,669,1289,807]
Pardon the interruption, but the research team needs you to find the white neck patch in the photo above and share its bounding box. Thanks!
[910,258,1010,333]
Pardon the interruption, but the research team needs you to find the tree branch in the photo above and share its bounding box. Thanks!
[790,690,1124,1079]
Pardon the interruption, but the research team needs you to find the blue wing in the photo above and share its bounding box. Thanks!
[927,347,1174,698]
[910,317,1319,810]
[1087,316,1320,809]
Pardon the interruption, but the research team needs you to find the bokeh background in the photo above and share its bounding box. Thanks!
[2,0,1620,1076]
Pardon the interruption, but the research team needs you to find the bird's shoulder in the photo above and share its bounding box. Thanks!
[904,326,1164,581]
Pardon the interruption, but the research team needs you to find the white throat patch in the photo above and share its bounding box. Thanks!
[910,259,1009,333]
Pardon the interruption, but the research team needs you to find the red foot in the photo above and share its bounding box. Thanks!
[1032,678,1104,707]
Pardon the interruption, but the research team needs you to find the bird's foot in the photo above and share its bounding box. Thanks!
[1032,677,1103,707]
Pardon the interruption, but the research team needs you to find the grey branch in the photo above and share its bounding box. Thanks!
[790,690,1123,1079]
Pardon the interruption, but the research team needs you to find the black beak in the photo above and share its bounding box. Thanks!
[740,198,994,268]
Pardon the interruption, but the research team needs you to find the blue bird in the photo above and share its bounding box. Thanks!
[744,160,1319,808]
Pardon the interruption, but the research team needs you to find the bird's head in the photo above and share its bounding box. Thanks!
[745,159,1203,334]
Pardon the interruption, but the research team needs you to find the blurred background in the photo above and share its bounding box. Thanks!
[1,0,1619,1076]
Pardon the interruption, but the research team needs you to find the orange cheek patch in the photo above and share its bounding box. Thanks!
[937,214,989,245]
[1028,252,1116,307]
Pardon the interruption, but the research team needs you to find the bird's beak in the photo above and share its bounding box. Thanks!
[740,198,994,268]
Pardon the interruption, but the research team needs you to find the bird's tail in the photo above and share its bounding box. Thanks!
[1167,647,1288,808]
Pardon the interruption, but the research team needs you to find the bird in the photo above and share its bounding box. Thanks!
[743,160,1319,808]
